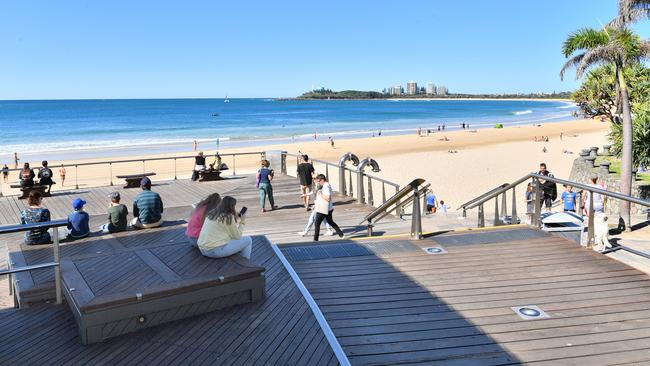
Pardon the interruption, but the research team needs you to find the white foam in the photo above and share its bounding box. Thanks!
[514,110,533,115]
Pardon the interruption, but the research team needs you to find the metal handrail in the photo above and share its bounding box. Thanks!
[458,183,509,213]
[371,183,430,224]
[0,219,68,306]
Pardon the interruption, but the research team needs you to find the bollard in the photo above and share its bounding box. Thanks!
[600,162,611,174]
[585,157,596,168]
[589,146,599,158]
[602,145,611,156]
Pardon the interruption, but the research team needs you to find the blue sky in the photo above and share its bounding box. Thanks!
[1,0,648,99]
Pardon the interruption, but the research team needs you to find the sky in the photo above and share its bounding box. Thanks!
[1,0,649,99]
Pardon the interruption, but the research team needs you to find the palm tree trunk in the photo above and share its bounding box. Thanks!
[617,68,633,229]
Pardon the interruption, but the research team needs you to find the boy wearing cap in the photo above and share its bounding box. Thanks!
[131,177,164,229]
[67,198,90,240]
[102,192,129,233]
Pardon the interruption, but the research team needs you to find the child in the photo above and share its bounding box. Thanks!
[425,192,437,214]
[102,192,129,233]
[438,200,448,214]
[561,185,577,213]
[67,198,90,240]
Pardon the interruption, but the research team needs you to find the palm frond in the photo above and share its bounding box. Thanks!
[560,54,585,80]
[562,28,609,57]
[575,46,616,78]
[609,0,650,27]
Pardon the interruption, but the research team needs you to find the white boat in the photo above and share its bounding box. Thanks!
[224,95,230,103]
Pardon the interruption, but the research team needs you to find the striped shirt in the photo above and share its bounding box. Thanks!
[133,190,164,224]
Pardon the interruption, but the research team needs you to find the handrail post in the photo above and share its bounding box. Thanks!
[422,188,428,215]
[478,203,485,228]
[587,192,595,247]
[382,182,386,204]
[395,186,401,218]
[325,164,329,182]
[340,166,347,195]
[75,165,79,189]
[493,196,500,226]
[174,158,177,180]
[348,170,354,197]
[357,172,365,204]
[511,186,518,224]
[53,227,62,305]
[142,160,145,174]
[109,163,113,186]
[533,178,542,228]
[411,186,422,239]
[232,155,236,176]
[500,193,507,218]
[367,177,374,206]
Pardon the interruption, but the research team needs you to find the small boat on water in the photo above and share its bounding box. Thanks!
[224,95,230,103]
[211,113,219,117]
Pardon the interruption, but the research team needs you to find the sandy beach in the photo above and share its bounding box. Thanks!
[2,118,610,211]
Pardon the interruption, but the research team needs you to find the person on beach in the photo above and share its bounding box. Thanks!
[66,198,90,241]
[425,192,437,214]
[13,152,19,169]
[561,185,577,213]
[439,200,448,214]
[185,193,221,246]
[20,191,51,245]
[297,154,315,210]
[525,183,534,224]
[198,196,252,259]
[193,140,198,151]
[313,174,345,241]
[19,163,35,188]
[37,160,54,192]
[59,164,66,187]
[329,137,335,149]
[192,151,206,181]
[101,192,128,234]
[256,159,277,212]
[2,164,8,183]
[131,177,164,229]
[378,129,382,136]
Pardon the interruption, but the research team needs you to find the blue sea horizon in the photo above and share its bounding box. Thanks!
[0,98,577,162]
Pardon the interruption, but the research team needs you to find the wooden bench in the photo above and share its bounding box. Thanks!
[10,183,55,199]
[61,241,265,344]
[115,172,156,188]
[198,169,222,182]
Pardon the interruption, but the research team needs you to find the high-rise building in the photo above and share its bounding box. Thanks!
[426,83,436,95]
[406,81,418,95]
[392,85,403,95]
[437,86,448,96]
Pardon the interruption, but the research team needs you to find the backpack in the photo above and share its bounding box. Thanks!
[40,168,52,179]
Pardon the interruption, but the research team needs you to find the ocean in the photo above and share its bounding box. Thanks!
[0,98,577,162]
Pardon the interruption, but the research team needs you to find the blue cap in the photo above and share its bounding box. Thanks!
[72,198,86,210]
[141,177,151,186]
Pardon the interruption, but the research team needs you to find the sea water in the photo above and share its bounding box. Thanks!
[0,98,577,162]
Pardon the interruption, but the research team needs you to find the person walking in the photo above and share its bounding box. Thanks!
[2,164,8,183]
[13,152,19,169]
[198,196,252,259]
[297,154,315,209]
[313,174,344,241]
[256,159,277,212]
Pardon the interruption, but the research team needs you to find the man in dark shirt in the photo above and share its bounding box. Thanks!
[102,192,129,233]
[130,177,164,228]
[297,154,315,210]
[37,160,55,192]
[19,163,35,188]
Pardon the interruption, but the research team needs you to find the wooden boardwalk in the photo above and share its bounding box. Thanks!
[285,227,650,365]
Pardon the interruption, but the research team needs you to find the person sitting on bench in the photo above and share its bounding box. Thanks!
[20,191,52,245]
[19,162,35,188]
[198,196,252,259]
[101,192,128,233]
[191,151,206,181]
[66,198,90,241]
[37,160,55,192]
[130,177,164,229]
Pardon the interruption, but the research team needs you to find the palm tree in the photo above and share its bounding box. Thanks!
[560,27,649,228]
[609,0,650,29]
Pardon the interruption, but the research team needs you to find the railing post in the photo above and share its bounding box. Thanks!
[587,192,595,247]
[340,166,347,196]
[367,219,374,236]
[325,164,329,182]
[142,160,145,174]
[367,176,374,206]
[232,155,236,176]
[75,165,79,189]
[382,182,386,204]
[493,196,501,226]
[53,227,62,305]
[280,152,287,175]
[411,186,422,239]
[422,188,428,215]
[357,172,365,204]
[478,203,485,228]
[500,193,507,218]
[348,170,354,197]
[174,158,177,180]
[395,186,402,218]
[109,163,113,186]
[511,186,518,224]
[533,178,542,228]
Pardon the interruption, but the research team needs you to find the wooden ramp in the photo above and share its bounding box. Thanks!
[284,227,650,365]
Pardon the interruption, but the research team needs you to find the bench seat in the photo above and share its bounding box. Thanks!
[115,172,156,188]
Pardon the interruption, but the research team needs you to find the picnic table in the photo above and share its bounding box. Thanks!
[198,169,222,182]
[115,172,156,188]
[10,183,56,199]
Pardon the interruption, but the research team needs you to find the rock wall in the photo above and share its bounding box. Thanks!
[568,146,650,215]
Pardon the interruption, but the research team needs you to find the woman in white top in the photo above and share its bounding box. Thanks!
[197,196,252,259]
